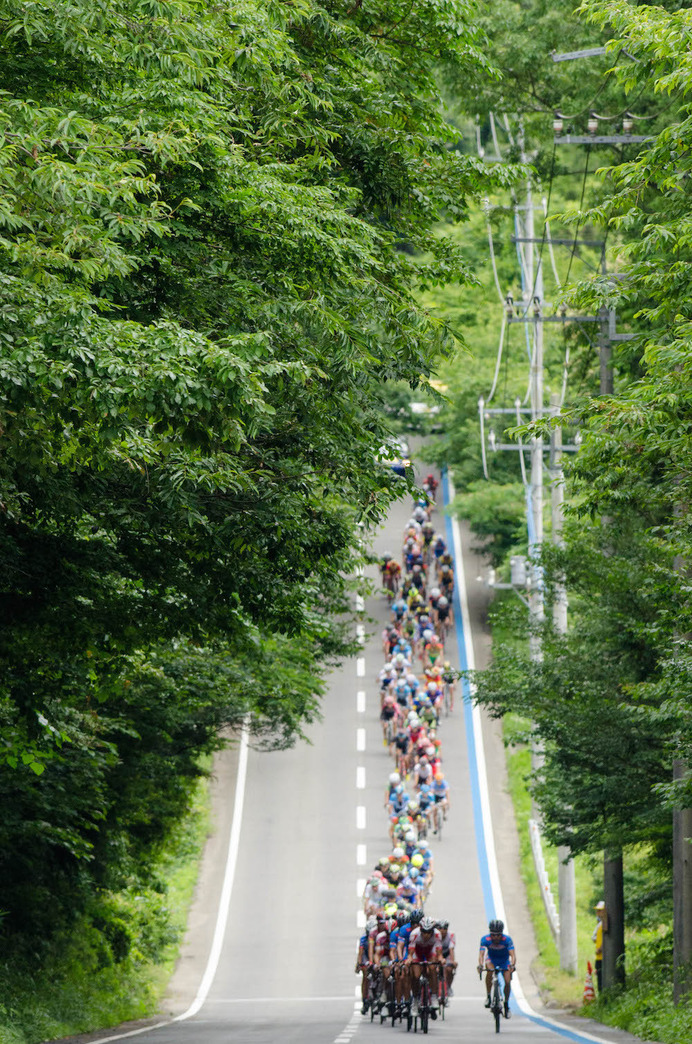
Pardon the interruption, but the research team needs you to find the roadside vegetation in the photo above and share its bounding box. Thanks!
[0,0,507,1038]
[419,1,692,1040]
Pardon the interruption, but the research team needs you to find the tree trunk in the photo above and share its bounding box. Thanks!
[602,850,625,988]
[673,760,692,1004]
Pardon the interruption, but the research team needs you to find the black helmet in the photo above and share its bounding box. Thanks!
[489,919,504,934]
[410,910,424,925]
[396,911,410,926]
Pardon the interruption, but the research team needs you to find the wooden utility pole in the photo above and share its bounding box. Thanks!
[603,851,625,988]
[673,763,692,1001]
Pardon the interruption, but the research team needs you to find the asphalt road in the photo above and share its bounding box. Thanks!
[62,462,649,1044]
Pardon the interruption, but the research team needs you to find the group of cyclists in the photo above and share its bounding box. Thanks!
[356,472,517,1028]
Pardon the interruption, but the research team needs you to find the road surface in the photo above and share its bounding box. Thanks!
[60,465,650,1044]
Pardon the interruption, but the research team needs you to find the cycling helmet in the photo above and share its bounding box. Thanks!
[417,840,429,851]
[437,919,449,931]
[423,629,434,641]
[430,587,441,599]
[438,596,448,607]
[420,917,435,933]
[389,863,401,875]
[411,854,424,868]
[395,653,406,664]
[410,910,424,925]
[392,846,405,859]
[397,911,410,926]
[408,800,419,813]
[384,902,398,917]
[366,916,377,931]
[405,830,417,843]
[383,553,392,562]
[409,867,419,879]
[489,919,504,934]
[435,772,444,781]
[379,856,390,866]
[406,673,418,685]
[395,783,403,794]
[426,681,437,692]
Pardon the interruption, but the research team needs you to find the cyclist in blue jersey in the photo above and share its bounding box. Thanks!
[478,918,516,1018]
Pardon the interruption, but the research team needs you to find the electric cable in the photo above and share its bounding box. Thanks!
[484,199,507,306]
[489,111,503,162]
[562,146,591,289]
[486,310,508,405]
[479,399,490,481]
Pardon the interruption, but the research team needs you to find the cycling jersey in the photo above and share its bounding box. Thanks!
[409,927,443,961]
[392,598,407,619]
[433,778,448,801]
[394,730,410,753]
[480,933,515,970]
[441,930,456,959]
[397,922,414,958]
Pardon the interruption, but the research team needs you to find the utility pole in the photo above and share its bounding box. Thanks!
[551,393,578,975]
[673,760,692,1002]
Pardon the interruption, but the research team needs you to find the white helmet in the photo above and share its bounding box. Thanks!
[389,772,401,784]
[430,587,441,599]
[438,596,448,607]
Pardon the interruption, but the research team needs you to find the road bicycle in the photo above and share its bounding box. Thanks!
[480,964,509,1033]
[431,799,446,840]
[367,965,385,1022]
[408,961,437,1033]
[437,971,447,1021]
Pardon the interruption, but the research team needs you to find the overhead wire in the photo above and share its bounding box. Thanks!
[562,146,591,290]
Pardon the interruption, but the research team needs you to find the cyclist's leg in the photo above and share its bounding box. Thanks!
[503,968,512,1010]
[429,965,439,1007]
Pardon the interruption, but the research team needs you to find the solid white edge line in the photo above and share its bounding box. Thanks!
[81,725,251,1043]
[451,477,614,1044]
[173,723,250,1020]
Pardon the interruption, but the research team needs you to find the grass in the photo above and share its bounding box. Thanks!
[0,763,212,1044]
[503,712,603,1008]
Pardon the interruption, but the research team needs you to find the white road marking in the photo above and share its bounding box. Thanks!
[450,475,616,1044]
[356,843,367,864]
[75,729,253,1042]
[356,727,366,751]
[356,623,365,645]
[356,877,365,895]
[356,656,365,676]
[209,995,358,1003]
[356,805,366,829]
[356,909,366,928]
[356,766,366,788]
[355,594,364,612]
[357,690,366,713]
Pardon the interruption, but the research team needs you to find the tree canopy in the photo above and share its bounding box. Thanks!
[0,0,505,938]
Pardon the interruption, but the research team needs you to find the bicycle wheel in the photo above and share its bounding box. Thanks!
[420,977,429,1034]
[492,980,502,1033]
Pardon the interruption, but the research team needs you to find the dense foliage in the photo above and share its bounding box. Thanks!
[0,0,505,962]
[424,0,692,1018]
